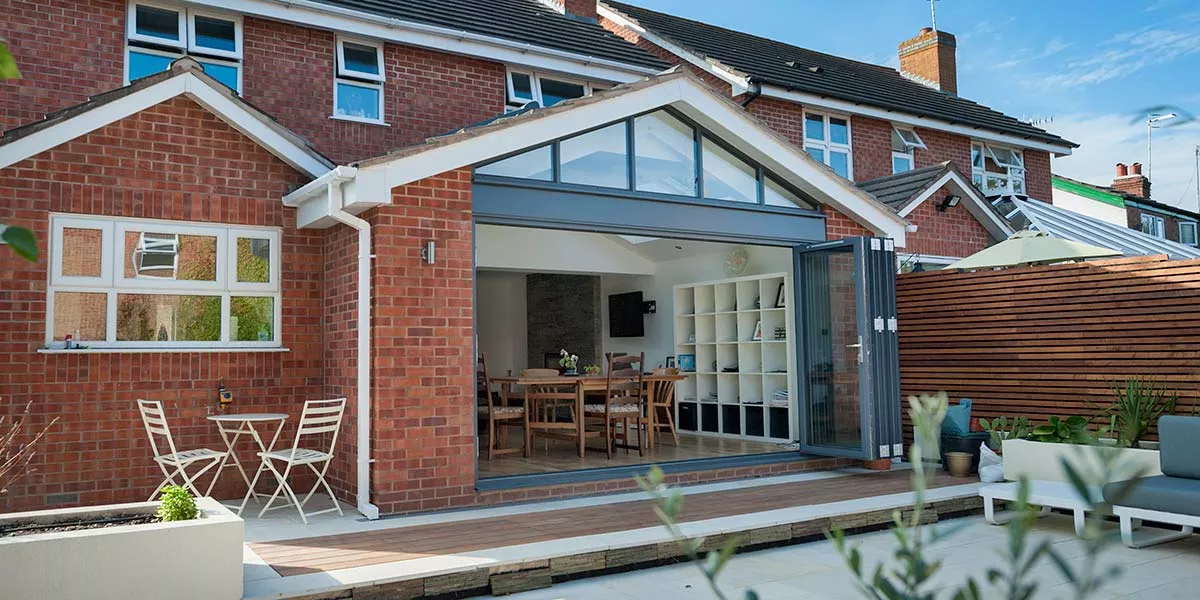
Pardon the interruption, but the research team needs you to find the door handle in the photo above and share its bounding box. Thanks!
[846,336,864,364]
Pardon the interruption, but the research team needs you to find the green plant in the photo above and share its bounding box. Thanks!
[1101,377,1176,448]
[156,485,199,522]
[1029,415,1096,444]
[583,365,601,375]
[1,225,36,262]
[979,415,1031,450]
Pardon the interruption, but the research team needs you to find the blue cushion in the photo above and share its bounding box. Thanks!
[942,399,972,436]
[1103,475,1200,517]
[1158,416,1200,479]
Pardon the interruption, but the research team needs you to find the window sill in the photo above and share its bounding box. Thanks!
[37,347,290,355]
[330,115,390,127]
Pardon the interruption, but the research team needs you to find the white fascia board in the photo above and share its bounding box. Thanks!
[758,85,1074,156]
[182,76,329,177]
[596,4,750,94]
[185,0,660,83]
[895,170,1014,239]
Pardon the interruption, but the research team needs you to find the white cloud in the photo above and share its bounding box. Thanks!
[1048,114,1200,211]
[1035,21,1200,89]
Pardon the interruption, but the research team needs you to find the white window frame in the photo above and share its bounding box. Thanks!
[890,125,925,174]
[332,37,386,124]
[504,69,597,111]
[1141,214,1166,238]
[124,1,242,92]
[802,110,853,180]
[1179,221,1198,246]
[972,141,1026,196]
[47,214,282,349]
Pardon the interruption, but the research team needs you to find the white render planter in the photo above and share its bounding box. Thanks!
[0,497,243,600]
[1002,439,1161,484]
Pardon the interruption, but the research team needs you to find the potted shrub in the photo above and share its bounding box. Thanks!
[1001,414,1160,484]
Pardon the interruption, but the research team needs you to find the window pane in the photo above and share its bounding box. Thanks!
[116,294,221,342]
[559,122,628,189]
[701,137,756,203]
[61,227,104,277]
[634,111,696,196]
[199,60,239,91]
[128,50,175,81]
[510,72,533,101]
[342,41,380,75]
[135,5,180,41]
[231,296,274,341]
[1182,224,1197,245]
[829,151,850,178]
[829,118,849,145]
[891,129,907,153]
[475,146,553,180]
[335,82,380,120]
[972,144,984,169]
[237,238,271,283]
[892,155,912,174]
[53,292,107,342]
[193,15,236,52]
[764,176,815,209]
[806,147,824,163]
[124,231,217,281]
[804,114,824,141]
[539,78,585,106]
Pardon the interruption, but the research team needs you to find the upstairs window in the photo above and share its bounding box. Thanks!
[505,70,598,111]
[334,38,386,123]
[1180,222,1197,245]
[972,142,1026,196]
[125,2,242,92]
[803,111,852,179]
[891,125,925,174]
[1141,214,1165,238]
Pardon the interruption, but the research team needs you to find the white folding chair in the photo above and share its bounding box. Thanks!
[136,400,227,501]
[256,398,347,524]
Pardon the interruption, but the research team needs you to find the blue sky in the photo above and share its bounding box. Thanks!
[621,0,1200,209]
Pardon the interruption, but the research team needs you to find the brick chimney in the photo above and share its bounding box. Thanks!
[898,27,958,95]
[544,0,597,21]
[1112,162,1151,199]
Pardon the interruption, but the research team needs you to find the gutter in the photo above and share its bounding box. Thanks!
[307,166,380,520]
[740,78,762,107]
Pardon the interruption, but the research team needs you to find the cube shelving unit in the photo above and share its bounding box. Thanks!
[674,272,796,442]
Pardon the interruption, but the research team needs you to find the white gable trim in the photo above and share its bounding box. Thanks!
[0,72,330,177]
[356,75,910,245]
[895,170,1014,240]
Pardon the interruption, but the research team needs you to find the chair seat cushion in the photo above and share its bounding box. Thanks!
[583,403,640,414]
[478,405,525,416]
[1103,475,1200,518]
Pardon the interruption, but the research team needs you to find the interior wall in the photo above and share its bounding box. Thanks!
[476,224,655,275]
[601,246,792,369]
[526,274,603,371]
[476,271,527,376]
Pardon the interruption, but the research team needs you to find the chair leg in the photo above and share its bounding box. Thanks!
[487,416,495,461]
[637,415,645,457]
[524,411,531,459]
[666,406,679,445]
[605,418,612,459]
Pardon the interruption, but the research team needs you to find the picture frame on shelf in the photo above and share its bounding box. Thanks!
[774,282,786,308]
[678,353,696,372]
[752,320,763,341]
[666,356,676,368]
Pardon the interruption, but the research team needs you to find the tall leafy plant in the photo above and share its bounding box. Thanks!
[1103,376,1176,448]
[979,415,1031,450]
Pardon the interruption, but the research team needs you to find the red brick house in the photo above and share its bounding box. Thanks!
[0,0,1069,517]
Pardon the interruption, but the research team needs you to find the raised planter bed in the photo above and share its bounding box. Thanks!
[0,497,242,600]
[1002,439,1161,484]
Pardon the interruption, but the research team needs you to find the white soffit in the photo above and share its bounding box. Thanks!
[895,170,1015,240]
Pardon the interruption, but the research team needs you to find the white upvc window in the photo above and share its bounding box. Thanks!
[891,125,925,174]
[505,69,598,111]
[46,214,282,349]
[1140,214,1166,238]
[333,37,386,124]
[125,1,243,93]
[1179,221,1197,245]
[803,111,852,179]
[971,141,1026,196]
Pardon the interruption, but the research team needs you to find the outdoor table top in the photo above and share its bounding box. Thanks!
[207,413,289,422]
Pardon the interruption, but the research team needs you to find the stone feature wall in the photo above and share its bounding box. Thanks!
[525,275,603,371]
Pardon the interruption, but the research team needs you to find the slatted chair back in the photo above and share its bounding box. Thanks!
[291,398,347,456]
[650,369,678,406]
[605,352,644,408]
[137,399,180,459]
[479,353,496,410]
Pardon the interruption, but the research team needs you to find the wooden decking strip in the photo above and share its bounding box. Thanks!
[251,470,961,577]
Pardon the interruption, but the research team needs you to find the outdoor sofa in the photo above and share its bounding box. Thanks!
[1102,415,1200,548]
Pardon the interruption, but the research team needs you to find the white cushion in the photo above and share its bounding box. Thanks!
[478,405,524,416]
[583,403,640,414]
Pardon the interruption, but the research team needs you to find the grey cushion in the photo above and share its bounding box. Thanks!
[1158,416,1200,479]
[1103,475,1200,517]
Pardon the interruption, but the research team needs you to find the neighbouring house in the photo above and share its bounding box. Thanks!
[1052,164,1200,246]
[0,0,1068,517]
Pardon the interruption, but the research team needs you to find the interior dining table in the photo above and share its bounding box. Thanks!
[489,372,687,457]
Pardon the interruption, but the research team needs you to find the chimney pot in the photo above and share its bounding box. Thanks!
[1131,162,1143,175]
[1116,163,1128,177]
[920,26,934,34]
[898,28,958,95]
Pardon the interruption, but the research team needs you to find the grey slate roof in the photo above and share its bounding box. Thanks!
[1012,197,1200,260]
[857,162,952,210]
[312,0,669,71]
[602,1,1075,148]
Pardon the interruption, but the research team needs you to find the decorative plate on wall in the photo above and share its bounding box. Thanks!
[723,246,750,277]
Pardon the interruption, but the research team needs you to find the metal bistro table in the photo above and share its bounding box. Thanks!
[206,412,288,514]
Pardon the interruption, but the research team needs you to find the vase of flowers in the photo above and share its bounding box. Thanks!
[583,365,601,376]
[559,349,579,375]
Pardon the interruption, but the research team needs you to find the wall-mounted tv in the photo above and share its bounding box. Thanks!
[608,291,644,338]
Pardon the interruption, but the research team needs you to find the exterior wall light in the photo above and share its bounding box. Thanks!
[937,195,961,212]
[420,240,436,264]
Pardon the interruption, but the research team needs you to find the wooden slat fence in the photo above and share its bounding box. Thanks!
[896,254,1200,437]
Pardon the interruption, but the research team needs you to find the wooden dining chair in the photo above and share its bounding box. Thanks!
[649,367,680,446]
[478,353,527,460]
[522,368,577,452]
[584,353,645,458]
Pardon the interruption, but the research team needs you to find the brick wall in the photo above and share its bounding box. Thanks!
[903,195,993,258]
[1024,150,1052,201]
[322,223,361,503]
[0,0,507,164]
[1126,206,1188,243]
[526,275,602,370]
[0,96,329,510]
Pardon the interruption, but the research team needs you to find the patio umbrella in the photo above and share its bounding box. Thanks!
[947,229,1122,270]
